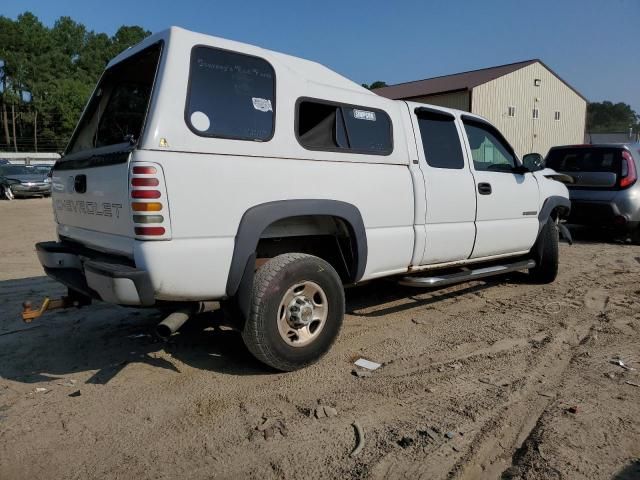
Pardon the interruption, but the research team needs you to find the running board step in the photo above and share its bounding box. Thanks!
[398,259,536,288]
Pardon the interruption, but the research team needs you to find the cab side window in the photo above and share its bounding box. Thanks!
[296,99,393,155]
[463,120,517,172]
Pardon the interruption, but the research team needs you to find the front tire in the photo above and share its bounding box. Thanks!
[528,217,559,283]
[242,253,345,371]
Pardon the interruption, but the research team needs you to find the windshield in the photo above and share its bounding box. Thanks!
[66,43,162,156]
[546,147,622,173]
[0,165,39,176]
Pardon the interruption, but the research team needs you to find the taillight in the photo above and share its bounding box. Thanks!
[135,227,166,236]
[131,190,161,199]
[130,162,170,239]
[620,151,637,188]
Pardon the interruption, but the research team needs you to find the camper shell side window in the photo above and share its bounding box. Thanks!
[185,46,276,142]
[295,98,393,155]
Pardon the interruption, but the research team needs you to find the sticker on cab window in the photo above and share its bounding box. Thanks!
[252,97,273,113]
[353,109,376,121]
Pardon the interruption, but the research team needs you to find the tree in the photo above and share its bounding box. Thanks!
[0,11,150,152]
[361,81,388,90]
[587,101,640,133]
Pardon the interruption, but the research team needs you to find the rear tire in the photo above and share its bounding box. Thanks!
[528,217,559,283]
[242,253,345,371]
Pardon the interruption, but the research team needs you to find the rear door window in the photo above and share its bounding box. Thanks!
[186,47,275,141]
[416,110,464,169]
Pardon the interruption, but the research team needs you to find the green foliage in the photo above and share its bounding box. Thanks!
[361,81,388,90]
[587,101,640,134]
[0,11,150,152]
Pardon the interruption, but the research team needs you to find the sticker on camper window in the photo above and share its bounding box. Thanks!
[252,97,273,113]
[353,109,377,121]
[190,111,211,132]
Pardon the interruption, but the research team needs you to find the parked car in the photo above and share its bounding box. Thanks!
[542,144,640,243]
[34,27,570,371]
[0,164,52,198]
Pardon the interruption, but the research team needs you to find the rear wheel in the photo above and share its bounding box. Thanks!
[528,217,559,283]
[242,253,344,371]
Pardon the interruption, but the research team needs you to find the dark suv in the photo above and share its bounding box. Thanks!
[544,144,640,242]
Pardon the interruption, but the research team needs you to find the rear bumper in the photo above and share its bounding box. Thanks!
[568,200,633,230]
[36,241,155,306]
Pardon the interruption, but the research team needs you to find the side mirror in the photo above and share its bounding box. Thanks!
[522,153,544,172]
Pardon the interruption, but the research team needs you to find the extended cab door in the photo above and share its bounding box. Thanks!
[461,116,539,258]
[410,107,477,264]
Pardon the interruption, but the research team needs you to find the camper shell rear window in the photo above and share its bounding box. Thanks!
[185,46,276,142]
[65,42,163,158]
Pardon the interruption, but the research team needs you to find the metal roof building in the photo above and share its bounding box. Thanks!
[373,60,587,157]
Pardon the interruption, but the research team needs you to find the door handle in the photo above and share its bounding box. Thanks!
[478,182,492,195]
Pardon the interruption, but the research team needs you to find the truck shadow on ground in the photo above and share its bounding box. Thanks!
[346,271,529,318]
[0,277,269,384]
[0,271,530,385]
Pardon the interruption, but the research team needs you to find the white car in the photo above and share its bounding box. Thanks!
[34,27,571,370]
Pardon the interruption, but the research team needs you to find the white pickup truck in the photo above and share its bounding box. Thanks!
[33,27,571,371]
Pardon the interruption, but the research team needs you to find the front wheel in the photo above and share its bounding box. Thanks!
[242,253,345,371]
[1,185,14,200]
[528,217,559,283]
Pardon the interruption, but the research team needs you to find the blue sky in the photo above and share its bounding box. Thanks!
[2,0,639,113]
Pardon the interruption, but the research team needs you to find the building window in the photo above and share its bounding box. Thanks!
[296,99,393,155]
[534,79,541,86]
[554,111,561,121]
[186,46,276,141]
[507,106,516,117]
[532,108,539,119]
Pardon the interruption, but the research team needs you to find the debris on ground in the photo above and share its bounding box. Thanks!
[68,391,81,398]
[354,358,381,371]
[397,436,414,448]
[256,418,288,439]
[314,405,338,419]
[351,369,372,378]
[567,405,579,414]
[610,358,636,371]
[350,421,365,457]
[445,431,455,439]
[625,381,640,388]
[257,417,277,432]
[418,428,440,442]
[34,387,47,393]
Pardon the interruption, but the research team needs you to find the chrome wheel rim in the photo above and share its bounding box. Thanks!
[277,281,328,347]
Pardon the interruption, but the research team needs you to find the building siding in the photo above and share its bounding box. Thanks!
[409,90,470,111]
[471,62,586,158]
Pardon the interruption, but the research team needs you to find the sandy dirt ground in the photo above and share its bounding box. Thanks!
[1,198,639,480]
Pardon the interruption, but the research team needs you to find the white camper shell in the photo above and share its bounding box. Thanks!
[34,27,571,371]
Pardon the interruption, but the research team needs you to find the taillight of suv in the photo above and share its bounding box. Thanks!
[620,151,637,189]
